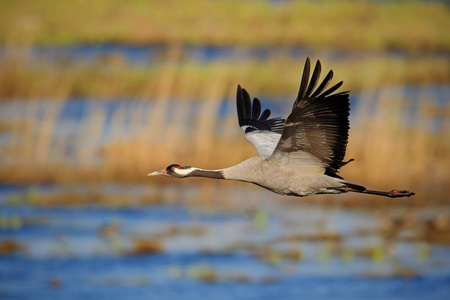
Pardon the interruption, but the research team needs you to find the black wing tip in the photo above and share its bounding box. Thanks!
[236,84,243,97]
[320,81,344,98]
[236,85,264,122]
[259,109,271,121]
[236,84,256,126]
[251,97,261,120]
[296,58,347,102]
[297,57,311,100]
[237,84,249,126]
[297,57,340,103]
[235,84,285,132]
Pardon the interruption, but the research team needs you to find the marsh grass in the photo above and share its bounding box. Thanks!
[0,51,448,99]
[0,80,448,205]
[1,0,448,52]
[0,43,448,206]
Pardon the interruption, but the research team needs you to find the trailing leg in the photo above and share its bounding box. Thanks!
[339,182,415,198]
[358,189,415,198]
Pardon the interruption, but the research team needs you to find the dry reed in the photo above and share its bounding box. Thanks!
[0,43,448,206]
[0,52,448,99]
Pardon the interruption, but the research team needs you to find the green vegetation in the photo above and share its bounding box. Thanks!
[1,0,448,52]
[0,0,448,100]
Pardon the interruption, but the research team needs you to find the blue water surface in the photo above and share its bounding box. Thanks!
[1,189,450,300]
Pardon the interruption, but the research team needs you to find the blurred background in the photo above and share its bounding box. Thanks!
[0,0,449,299]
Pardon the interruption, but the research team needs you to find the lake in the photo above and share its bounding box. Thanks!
[1,184,450,300]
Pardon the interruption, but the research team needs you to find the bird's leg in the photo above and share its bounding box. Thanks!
[387,190,415,197]
[361,189,415,198]
[341,184,415,198]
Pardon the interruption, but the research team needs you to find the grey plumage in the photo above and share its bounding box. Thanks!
[148,58,415,198]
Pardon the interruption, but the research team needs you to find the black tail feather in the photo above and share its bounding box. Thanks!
[344,182,366,192]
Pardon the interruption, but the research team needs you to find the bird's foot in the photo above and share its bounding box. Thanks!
[388,190,415,197]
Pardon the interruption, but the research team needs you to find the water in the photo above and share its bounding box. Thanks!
[2,44,448,66]
[0,84,447,136]
[1,186,450,300]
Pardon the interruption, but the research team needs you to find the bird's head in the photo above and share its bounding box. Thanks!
[147,164,193,178]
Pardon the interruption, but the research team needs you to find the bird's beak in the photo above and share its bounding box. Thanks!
[147,169,166,177]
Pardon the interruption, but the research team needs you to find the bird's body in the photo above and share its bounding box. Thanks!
[221,156,343,196]
[149,58,414,198]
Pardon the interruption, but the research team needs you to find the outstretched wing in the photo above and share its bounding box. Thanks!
[236,85,285,156]
[269,58,351,178]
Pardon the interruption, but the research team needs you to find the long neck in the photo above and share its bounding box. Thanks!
[187,168,225,179]
[186,157,263,182]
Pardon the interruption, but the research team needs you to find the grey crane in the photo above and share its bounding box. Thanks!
[148,58,414,198]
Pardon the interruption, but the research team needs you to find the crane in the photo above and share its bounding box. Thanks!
[148,58,414,198]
